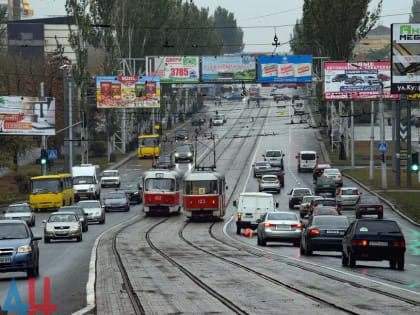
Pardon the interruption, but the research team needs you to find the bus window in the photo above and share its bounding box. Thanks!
[140,138,159,147]
[31,178,62,194]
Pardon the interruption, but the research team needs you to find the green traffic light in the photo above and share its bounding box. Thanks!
[40,158,47,165]
[411,164,419,172]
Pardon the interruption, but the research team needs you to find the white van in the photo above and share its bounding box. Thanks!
[296,151,318,172]
[234,192,278,234]
[72,164,101,200]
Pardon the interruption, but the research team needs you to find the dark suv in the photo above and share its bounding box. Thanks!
[0,220,41,278]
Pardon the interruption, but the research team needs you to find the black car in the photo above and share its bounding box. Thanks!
[174,144,194,163]
[301,215,349,255]
[120,182,142,204]
[310,198,339,214]
[191,117,201,126]
[58,206,89,232]
[154,155,174,169]
[103,192,130,212]
[342,219,406,270]
[175,129,189,141]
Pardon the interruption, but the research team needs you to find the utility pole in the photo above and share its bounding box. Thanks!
[40,82,47,176]
[69,72,73,171]
[351,100,355,168]
[379,84,387,189]
[407,99,412,188]
[369,100,374,180]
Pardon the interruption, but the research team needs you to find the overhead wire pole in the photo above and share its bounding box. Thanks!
[351,99,355,168]
[69,71,73,171]
[41,82,46,176]
[369,100,375,180]
[379,83,387,189]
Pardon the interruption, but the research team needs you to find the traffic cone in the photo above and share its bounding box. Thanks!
[244,228,249,237]
[249,230,253,238]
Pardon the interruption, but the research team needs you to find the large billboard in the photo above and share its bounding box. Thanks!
[258,55,312,83]
[96,76,160,108]
[391,23,420,94]
[324,62,397,100]
[146,56,200,83]
[0,96,55,136]
[201,56,256,82]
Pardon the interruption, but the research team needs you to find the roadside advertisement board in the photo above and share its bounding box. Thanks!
[201,56,256,82]
[0,96,55,135]
[146,56,200,83]
[391,23,420,94]
[324,62,397,100]
[258,55,312,83]
[96,76,160,108]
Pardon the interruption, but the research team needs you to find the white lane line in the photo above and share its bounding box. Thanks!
[287,124,300,186]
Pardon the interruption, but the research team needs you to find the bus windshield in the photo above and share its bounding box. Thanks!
[31,178,62,194]
[139,138,159,147]
[184,180,218,195]
[145,178,175,192]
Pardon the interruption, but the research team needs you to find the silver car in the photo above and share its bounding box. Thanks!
[259,175,280,193]
[257,211,302,247]
[77,200,105,224]
[336,187,361,209]
[3,203,35,227]
[322,168,343,187]
[43,212,82,243]
[253,161,272,178]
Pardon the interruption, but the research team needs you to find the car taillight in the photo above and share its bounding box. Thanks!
[359,207,365,211]
[276,179,280,183]
[392,241,405,247]
[292,223,302,228]
[309,228,319,235]
[322,175,327,178]
[312,205,315,210]
[338,175,342,178]
[351,240,368,246]
[357,190,360,195]
[260,179,264,183]
[264,223,276,227]
[335,205,338,210]
[237,212,242,220]
[378,206,383,211]
[339,190,343,195]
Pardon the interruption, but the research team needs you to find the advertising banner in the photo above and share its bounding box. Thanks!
[324,62,397,100]
[201,56,256,82]
[146,56,200,83]
[0,96,55,135]
[96,76,160,108]
[391,23,420,94]
[258,55,312,83]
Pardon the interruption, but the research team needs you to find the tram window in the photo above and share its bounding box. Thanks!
[145,178,175,191]
[185,180,218,195]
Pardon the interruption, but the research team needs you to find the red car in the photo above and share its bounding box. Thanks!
[356,196,383,219]
[313,162,331,181]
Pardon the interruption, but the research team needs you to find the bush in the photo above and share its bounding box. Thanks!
[90,141,106,157]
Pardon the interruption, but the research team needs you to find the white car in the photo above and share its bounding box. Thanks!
[213,115,226,126]
[336,187,361,209]
[77,200,105,224]
[322,168,343,187]
[263,150,284,169]
[4,203,35,227]
[101,170,120,188]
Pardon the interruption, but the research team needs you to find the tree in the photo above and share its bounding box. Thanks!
[410,0,420,23]
[214,6,244,54]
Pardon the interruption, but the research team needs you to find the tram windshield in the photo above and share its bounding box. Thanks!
[145,178,175,192]
[184,180,218,195]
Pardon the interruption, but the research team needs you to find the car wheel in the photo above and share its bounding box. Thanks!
[126,206,130,212]
[389,259,397,269]
[342,252,349,266]
[257,235,261,245]
[253,172,257,178]
[349,251,356,267]
[44,237,50,244]
[27,264,38,278]
[300,240,306,255]
[289,202,293,209]
[32,221,35,227]
[378,214,383,219]
[236,225,241,235]
[305,242,313,256]
[100,217,105,224]
[397,256,404,270]
[77,234,82,242]
[261,237,267,246]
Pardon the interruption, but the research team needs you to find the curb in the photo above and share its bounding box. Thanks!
[343,172,420,227]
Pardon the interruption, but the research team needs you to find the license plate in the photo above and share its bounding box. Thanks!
[0,257,11,264]
[56,231,68,235]
[79,194,87,197]
[326,230,340,234]
[276,225,290,230]
[369,241,388,246]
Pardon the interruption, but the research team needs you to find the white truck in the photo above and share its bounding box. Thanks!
[72,164,101,201]
[234,192,278,235]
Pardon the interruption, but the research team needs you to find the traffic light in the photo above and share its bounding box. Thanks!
[411,152,419,172]
[40,149,48,165]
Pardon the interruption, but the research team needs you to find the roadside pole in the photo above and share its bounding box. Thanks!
[41,82,46,176]
[407,99,412,188]
[369,100,374,180]
[69,72,73,171]
[351,100,355,168]
[379,85,387,189]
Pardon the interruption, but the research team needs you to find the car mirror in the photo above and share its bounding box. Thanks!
[295,155,299,159]
[225,186,228,190]
[33,235,42,241]
[42,220,47,224]
[262,154,265,157]
[283,154,285,157]
[252,164,255,167]
[233,200,237,207]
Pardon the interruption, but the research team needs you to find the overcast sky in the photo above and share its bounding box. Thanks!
[29,0,412,53]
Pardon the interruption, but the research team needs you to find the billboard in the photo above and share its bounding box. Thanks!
[146,56,200,83]
[391,24,420,94]
[0,96,55,136]
[96,76,160,108]
[258,55,312,83]
[201,56,256,82]
[324,62,397,100]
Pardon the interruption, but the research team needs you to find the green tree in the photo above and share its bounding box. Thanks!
[410,0,420,23]
[214,6,244,54]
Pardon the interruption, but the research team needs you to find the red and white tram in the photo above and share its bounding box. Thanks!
[183,170,226,219]
[143,169,183,215]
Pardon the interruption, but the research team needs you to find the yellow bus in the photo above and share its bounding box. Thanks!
[138,134,160,158]
[29,174,74,212]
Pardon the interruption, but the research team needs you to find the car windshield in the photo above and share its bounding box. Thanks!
[103,171,118,177]
[356,221,401,234]
[256,162,270,167]
[49,214,77,223]
[78,201,100,208]
[73,176,95,185]
[176,146,192,153]
[176,129,188,135]
[313,216,348,226]
[293,189,311,196]
[267,213,297,221]
[0,223,29,239]
[6,206,31,213]
[140,138,159,146]
[301,154,316,160]
[360,196,381,203]
[120,183,137,190]
[341,189,358,195]
[31,178,62,194]
[106,193,126,199]
[145,178,175,192]
[324,169,340,175]
[302,196,315,203]
[266,151,281,157]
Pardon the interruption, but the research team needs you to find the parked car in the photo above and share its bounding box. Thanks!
[175,129,189,141]
[314,176,337,196]
[301,215,350,255]
[77,200,105,224]
[103,191,130,212]
[300,196,322,218]
[3,203,35,227]
[356,195,384,219]
[58,206,89,232]
[259,175,281,193]
[257,211,302,247]
[253,161,272,178]
[288,188,312,209]
[336,187,361,209]
[0,220,41,277]
[175,144,194,163]
[43,212,83,243]
[342,219,405,269]
[313,162,331,181]
[101,170,120,188]
[263,150,284,169]
[322,168,343,187]
[119,182,142,204]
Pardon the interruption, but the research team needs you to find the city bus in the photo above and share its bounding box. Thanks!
[29,174,74,212]
[138,134,160,158]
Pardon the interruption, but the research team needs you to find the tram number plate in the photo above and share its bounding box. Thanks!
[155,196,161,201]
[276,225,290,231]
[197,199,206,205]
[0,257,11,264]
[369,241,388,246]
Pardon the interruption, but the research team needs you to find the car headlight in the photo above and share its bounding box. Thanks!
[133,191,139,195]
[17,245,32,253]
[46,225,54,232]
[70,226,79,231]
[187,153,192,157]
[175,153,179,157]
